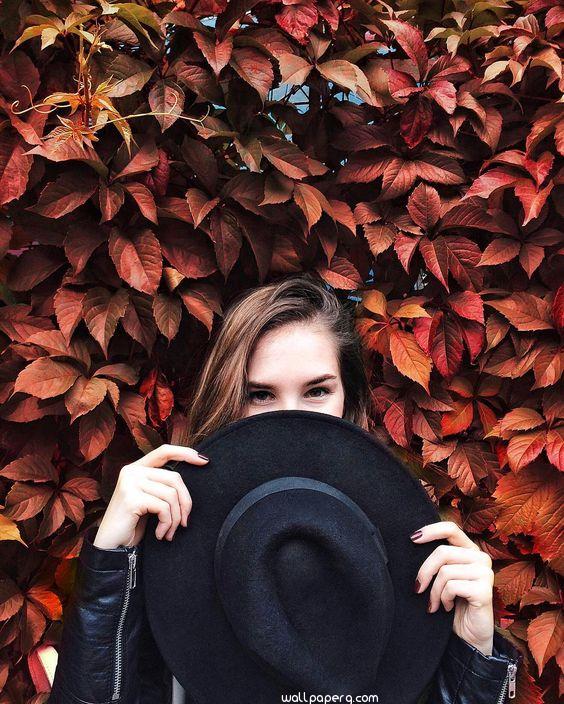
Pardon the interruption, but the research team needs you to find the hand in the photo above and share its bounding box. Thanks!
[93,444,210,550]
[411,521,495,657]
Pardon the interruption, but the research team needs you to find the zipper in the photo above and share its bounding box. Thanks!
[111,546,138,701]
[496,661,517,703]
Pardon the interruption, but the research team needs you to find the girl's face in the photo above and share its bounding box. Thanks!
[242,322,346,418]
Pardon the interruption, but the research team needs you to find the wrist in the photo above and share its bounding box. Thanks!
[459,634,494,657]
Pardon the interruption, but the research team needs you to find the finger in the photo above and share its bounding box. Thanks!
[435,579,493,613]
[140,492,174,540]
[428,563,493,612]
[415,545,492,592]
[139,443,210,469]
[143,467,192,527]
[140,479,183,540]
[411,520,480,551]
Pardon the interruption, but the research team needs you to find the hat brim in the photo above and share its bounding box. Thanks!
[142,409,454,704]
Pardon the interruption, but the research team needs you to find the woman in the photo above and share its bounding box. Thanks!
[48,273,521,704]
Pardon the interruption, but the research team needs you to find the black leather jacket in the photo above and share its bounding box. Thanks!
[47,525,522,704]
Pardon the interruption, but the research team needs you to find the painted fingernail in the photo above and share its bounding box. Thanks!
[186,513,191,525]
[197,453,209,461]
[427,599,433,612]
[410,529,423,540]
[414,579,421,593]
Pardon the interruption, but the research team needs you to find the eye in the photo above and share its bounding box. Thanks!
[247,390,273,404]
[306,386,331,398]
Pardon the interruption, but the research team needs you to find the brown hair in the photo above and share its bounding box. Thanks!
[185,272,371,445]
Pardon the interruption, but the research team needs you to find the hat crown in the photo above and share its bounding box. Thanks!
[215,477,395,694]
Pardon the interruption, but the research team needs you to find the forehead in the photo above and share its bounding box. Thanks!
[247,323,339,377]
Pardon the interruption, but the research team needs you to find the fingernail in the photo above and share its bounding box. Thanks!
[413,579,421,593]
[427,599,433,613]
[197,453,209,461]
[410,529,423,540]
[186,513,191,525]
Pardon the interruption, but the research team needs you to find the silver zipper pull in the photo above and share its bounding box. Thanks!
[128,550,137,590]
[507,662,517,699]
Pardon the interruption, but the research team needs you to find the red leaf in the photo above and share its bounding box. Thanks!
[275,2,318,44]
[209,209,243,280]
[108,227,162,295]
[459,319,485,363]
[407,183,441,230]
[123,182,158,224]
[0,133,33,206]
[383,399,413,448]
[426,80,456,114]
[444,237,482,291]
[148,80,185,131]
[430,312,463,380]
[400,97,433,148]
[447,442,493,496]
[394,233,419,272]
[514,179,553,227]
[476,401,497,436]
[518,243,544,278]
[28,170,98,218]
[448,291,484,324]
[420,236,449,289]
[230,47,274,102]
[422,438,456,465]
[193,31,233,76]
[464,169,518,199]
[379,158,418,199]
[552,284,564,332]
[478,238,520,266]
[384,19,428,80]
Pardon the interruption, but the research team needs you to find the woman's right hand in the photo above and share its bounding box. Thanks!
[92,444,209,550]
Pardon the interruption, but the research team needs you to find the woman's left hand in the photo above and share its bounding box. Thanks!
[411,520,495,656]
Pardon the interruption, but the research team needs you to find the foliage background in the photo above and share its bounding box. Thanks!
[0,0,562,701]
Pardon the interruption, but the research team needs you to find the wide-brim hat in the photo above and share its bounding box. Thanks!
[142,409,454,704]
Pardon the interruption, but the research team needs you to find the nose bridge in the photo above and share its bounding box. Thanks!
[276,392,305,412]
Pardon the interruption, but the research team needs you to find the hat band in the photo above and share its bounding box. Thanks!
[214,476,388,586]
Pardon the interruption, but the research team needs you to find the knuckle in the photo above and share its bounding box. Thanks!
[436,544,449,560]
[479,551,493,567]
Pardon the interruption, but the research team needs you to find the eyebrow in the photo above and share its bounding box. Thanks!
[247,374,338,390]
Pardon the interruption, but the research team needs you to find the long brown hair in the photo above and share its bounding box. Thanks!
[185,272,372,445]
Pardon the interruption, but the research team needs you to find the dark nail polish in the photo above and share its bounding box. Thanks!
[186,513,191,525]
[427,600,433,613]
[410,529,423,540]
[197,453,209,461]
[414,579,421,593]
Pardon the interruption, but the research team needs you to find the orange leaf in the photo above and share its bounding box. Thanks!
[441,399,474,436]
[527,609,563,675]
[507,430,546,472]
[546,426,564,471]
[389,328,432,392]
[494,560,535,604]
[493,463,563,561]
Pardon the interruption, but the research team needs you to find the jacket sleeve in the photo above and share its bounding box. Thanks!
[47,525,169,704]
[426,629,522,704]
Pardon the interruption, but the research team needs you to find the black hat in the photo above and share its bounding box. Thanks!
[142,410,454,703]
